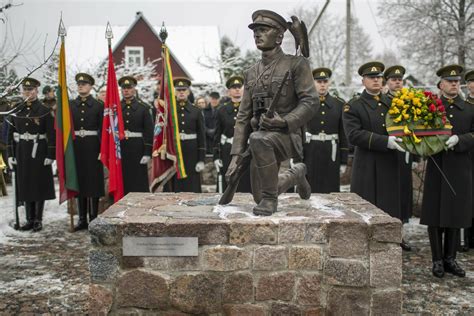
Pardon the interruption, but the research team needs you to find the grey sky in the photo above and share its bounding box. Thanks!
[3,0,393,77]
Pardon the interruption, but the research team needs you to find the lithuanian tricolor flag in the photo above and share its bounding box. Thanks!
[56,38,79,203]
[151,43,186,191]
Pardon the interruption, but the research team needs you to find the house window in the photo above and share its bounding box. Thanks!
[125,46,144,67]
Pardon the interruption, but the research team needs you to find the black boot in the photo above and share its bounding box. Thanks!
[88,197,99,222]
[444,228,465,277]
[20,202,35,231]
[74,197,88,231]
[278,163,311,200]
[428,226,444,278]
[468,220,474,249]
[253,162,278,216]
[32,201,44,232]
[460,228,470,252]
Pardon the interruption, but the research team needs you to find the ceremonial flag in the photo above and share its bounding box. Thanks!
[100,47,125,202]
[151,43,186,191]
[56,38,79,204]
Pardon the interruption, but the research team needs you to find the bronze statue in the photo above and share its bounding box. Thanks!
[220,10,319,216]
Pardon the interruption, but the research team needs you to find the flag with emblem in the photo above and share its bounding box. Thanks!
[56,37,79,203]
[100,46,125,202]
[151,42,187,191]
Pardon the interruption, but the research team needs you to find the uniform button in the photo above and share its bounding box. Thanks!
[381,113,384,116]
[25,122,29,126]
[321,130,325,133]
[81,110,85,114]
[321,103,325,107]
[181,122,185,125]
[126,120,129,123]
[449,114,453,118]
[378,103,382,106]
[80,118,84,121]
[126,113,130,116]
[382,123,385,127]
[181,130,184,133]
[127,106,130,109]
[181,113,184,117]
[81,103,85,106]
[321,111,325,115]
[234,117,236,120]
[234,109,237,112]
[321,121,325,125]
[80,127,84,130]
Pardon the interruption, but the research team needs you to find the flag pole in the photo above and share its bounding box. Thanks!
[158,23,168,159]
[58,17,76,233]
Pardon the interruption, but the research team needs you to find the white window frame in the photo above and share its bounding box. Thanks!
[125,46,144,68]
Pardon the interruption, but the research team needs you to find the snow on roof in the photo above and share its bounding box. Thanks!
[65,23,222,84]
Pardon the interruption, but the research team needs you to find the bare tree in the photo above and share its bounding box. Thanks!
[378,0,473,83]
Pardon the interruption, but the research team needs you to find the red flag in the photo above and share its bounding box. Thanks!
[100,47,125,202]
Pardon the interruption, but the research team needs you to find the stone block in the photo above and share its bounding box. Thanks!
[229,221,278,245]
[145,257,169,270]
[202,246,251,271]
[270,302,301,316]
[164,220,229,245]
[256,272,295,301]
[89,217,118,246]
[324,258,368,287]
[289,246,322,270]
[223,304,266,316]
[279,222,306,243]
[304,307,325,316]
[170,273,222,314]
[369,216,402,243]
[327,287,370,315]
[305,222,328,243]
[121,257,144,269]
[296,274,322,306]
[116,270,169,309]
[253,246,287,270]
[223,272,254,303]
[168,256,200,271]
[328,221,368,257]
[371,289,402,315]
[370,243,402,288]
[89,284,113,314]
[89,250,119,282]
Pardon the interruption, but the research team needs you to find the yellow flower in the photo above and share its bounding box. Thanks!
[403,125,411,135]
[416,108,421,115]
[401,87,409,94]
[412,133,422,143]
[394,115,402,123]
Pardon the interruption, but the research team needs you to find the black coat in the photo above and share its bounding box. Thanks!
[421,95,474,228]
[203,104,217,154]
[303,94,348,193]
[7,99,55,202]
[343,90,401,219]
[172,101,206,193]
[70,95,104,197]
[213,101,251,193]
[120,97,154,194]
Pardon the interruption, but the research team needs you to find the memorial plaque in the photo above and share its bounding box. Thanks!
[123,237,198,256]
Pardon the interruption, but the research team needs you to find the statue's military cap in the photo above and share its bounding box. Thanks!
[226,75,244,89]
[75,73,95,85]
[312,67,332,80]
[436,64,463,80]
[358,61,385,77]
[173,77,191,90]
[22,77,41,88]
[384,65,405,80]
[248,10,288,32]
[118,76,138,88]
[464,70,474,82]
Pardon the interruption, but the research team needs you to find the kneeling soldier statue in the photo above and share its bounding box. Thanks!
[222,10,318,216]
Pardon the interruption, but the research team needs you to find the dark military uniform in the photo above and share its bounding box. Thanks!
[304,68,348,193]
[464,70,474,249]
[70,73,105,230]
[343,62,401,219]
[120,96,154,194]
[214,76,251,193]
[230,10,318,215]
[7,78,55,231]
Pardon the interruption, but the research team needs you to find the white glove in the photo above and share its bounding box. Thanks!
[445,135,459,149]
[411,162,419,170]
[195,161,205,172]
[339,165,347,174]
[214,159,223,172]
[8,157,16,169]
[387,136,405,152]
[97,153,101,161]
[140,155,151,164]
[44,158,54,166]
[305,132,312,144]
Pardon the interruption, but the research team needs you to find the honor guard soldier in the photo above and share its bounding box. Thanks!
[171,77,206,193]
[226,10,317,215]
[213,75,251,193]
[118,76,154,194]
[304,68,348,193]
[7,78,56,232]
[343,62,404,230]
[70,73,104,231]
[463,70,474,250]
[384,65,417,251]
[421,65,474,277]
[41,85,57,111]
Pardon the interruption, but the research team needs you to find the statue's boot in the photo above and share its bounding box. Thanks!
[278,162,311,200]
[253,162,278,216]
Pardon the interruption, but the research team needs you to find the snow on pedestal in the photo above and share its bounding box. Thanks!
[88,192,403,315]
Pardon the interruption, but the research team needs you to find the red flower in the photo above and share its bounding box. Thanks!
[424,91,433,97]
[442,116,447,124]
[429,104,436,112]
[436,98,442,106]
[437,105,445,112]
